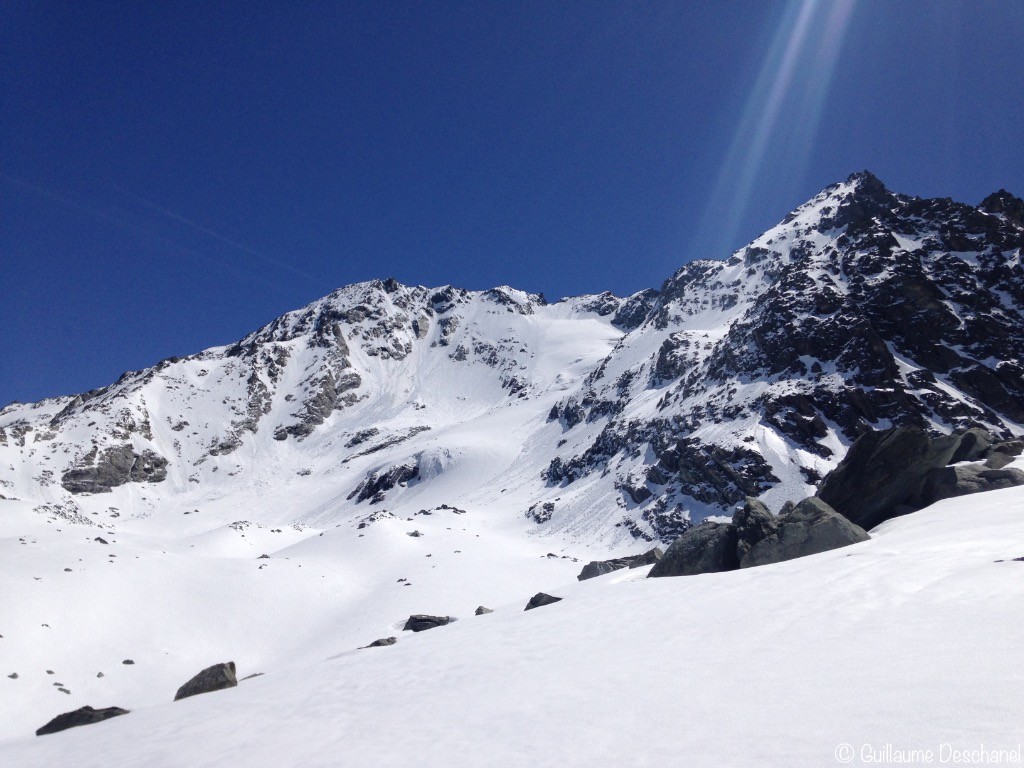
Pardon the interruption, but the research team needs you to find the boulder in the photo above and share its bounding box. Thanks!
[984,452,1015,470]
[577,560,625,581]
[948,428,994,464]
[984,439,1023,469]
[732,497,778,561]
[576,547,663,581]
[648,522,739,578]
[402,615,451,632]
[524,593,562,611]
[362,637,397,648]
[742,497,869,568]
[173,662,238,701]
[36,705,129,736]
[817,427,961,529]
[627,547,665,568]
[923,465,1024,505]
[474,606,493,615]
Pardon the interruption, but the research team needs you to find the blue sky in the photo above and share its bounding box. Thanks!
[2,0,1023,405]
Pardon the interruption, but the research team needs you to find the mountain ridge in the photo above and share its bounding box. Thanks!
[2,172,1023,546]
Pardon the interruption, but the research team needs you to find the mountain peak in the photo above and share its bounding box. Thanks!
[979,189,1024,225]
[844,169,890,200]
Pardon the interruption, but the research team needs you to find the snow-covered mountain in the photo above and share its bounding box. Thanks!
[2,172,1023,747]
[3,172,1022,542]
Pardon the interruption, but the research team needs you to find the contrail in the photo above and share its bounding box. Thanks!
[0,173,306,290]
[111,185,319,283]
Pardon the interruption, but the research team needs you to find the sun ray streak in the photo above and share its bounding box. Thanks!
[692,0,857,262]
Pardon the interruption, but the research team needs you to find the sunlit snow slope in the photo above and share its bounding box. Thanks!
[2,483,1022,767]
[2,172,1023,745]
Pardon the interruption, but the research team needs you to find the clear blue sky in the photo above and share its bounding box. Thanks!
[2,1,1023,405]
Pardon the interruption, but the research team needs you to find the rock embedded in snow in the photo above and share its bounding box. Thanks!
[61,445,168,495]
[348,462,419,504]
[923,465,1024,506]
[402,615,452,632]
[742,498,869,568]
[576,547,663,581]
[361,637,397,648]
[35,705,129,736]
[524,593,563,611]
[817,427,961,529]
[174,662,238,701]
[648,522,739,578]
[474,606,493,615]
[984,439,1024,469]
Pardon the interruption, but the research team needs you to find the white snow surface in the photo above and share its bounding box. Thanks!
[1,484,1022,766]
[3,174,1023,763]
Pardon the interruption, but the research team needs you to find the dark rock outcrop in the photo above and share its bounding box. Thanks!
[742,497,869,568]
[349,462,419,504]
[173,661,238,701]
[817,427,961,529]
[733,497,778,561]
[984,439,1023,469]
[362,637,397,648]
[923,465,1024,505]
[61,444,168,494]
[36,705,129,736]
[948,428,994,464]
[524,593,563,611]
[576,547,664,581]
[402,614,451,632]
[474,606,493,615]
[648,522,739,578]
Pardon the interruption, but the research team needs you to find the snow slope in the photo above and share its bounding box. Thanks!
[2,173,1022,549]
[2,483,1022,766]
[2,173,1023,758]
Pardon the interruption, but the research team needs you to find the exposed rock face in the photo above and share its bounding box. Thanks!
[402,615,452,632]
[4,174,1023,546]
[545,173,1024,539]
[742,497,869,568]
[36,705,129,736]
[817,428,960,530]
[61,444,168,494]
[648,523,739,578]
[948,428,995,464]
[349,462,419,504]
[173,662,238,701]
[818,426,1024,530]
[923,465,1024,505]
[733,497,778,561]
[524,593,563,611]
[474,606,493,615]
[649,494,869,577]
[576,547,663,581]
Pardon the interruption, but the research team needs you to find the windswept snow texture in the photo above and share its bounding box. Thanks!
[2,485,1023,766]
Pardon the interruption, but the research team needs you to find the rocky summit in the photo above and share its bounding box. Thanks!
[1,173,1022,545]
